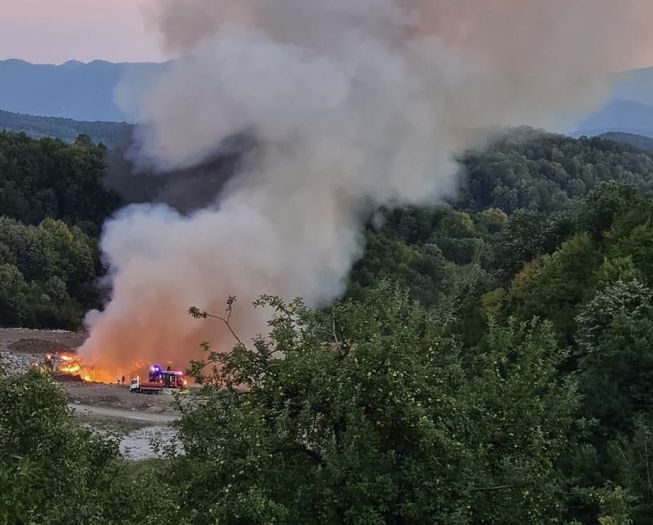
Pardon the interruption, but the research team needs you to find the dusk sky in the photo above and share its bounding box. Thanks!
[0,0,166,64]
[1,0,653,68]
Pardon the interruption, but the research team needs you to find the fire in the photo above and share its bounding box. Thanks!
[43,350,188,387]
[44,351,116,383]
[58,353,82,374]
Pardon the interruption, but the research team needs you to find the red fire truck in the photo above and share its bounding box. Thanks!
[130,363,188,394]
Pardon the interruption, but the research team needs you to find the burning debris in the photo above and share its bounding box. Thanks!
[43,351,95,382]
[42,350,145,384]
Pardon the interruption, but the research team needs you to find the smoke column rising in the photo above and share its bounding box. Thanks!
[80,0,653,372]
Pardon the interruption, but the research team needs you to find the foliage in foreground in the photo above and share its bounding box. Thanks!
[0,366,180,525]
[1,280,649,523]
[179,288,578,524]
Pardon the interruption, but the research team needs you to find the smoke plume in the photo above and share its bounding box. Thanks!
[80,0,653,374]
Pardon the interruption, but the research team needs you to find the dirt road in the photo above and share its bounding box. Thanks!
[68,403,178,424]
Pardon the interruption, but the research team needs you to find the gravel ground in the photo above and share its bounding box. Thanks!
[0,328,86,352]
[0,327,86,375]
[68,402,178,423]
[80,417,181,461]
[119,426,181,461]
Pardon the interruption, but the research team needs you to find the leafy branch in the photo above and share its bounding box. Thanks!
[189,296,244,347]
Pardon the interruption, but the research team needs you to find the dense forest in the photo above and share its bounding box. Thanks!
[2,128,653,523]
[0,131,119,328]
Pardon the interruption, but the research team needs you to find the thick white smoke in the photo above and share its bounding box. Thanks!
[81,0,653,373]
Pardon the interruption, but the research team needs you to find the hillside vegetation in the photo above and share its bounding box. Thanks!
[600,131,653,152]
[3,129,653,522]
[0,109,132,148]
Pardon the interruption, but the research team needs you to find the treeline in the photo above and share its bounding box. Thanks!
[0,131,119,228]
[459,127,653,213]
[2,128,652,330]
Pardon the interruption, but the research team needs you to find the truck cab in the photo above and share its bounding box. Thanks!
[129,377,163,394]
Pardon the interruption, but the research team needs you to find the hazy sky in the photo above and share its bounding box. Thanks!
[1,0,653,67]
[0,0,166,63]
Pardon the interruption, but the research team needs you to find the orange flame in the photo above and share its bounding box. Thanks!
[46,350,188,386]
[47,351,115,383]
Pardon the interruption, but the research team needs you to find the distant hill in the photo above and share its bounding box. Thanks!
[611,65,653,107]
[572,99,653,139]
[572,66,653,139]
[1,58,652,136]
[0,109,132,149]
[598,131,653,153]
[0,59,165,122]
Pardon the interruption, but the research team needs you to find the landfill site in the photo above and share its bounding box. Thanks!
[0,328,183,460]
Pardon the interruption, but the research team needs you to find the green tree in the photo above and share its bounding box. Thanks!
[177,286,579,524]
[510,233,601,342]
[0,367,119,524]
[577,308,653,437]
[0,131,120,229]
[0,366,182,525]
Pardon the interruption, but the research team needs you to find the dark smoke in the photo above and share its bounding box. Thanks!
[104,130,254,213]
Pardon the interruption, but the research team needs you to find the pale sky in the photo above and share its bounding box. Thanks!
[1,1,653,67]
[0,0,166,64]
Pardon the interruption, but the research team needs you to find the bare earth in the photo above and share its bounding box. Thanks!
[0,327,87,352]
[68,403,177,423]
[64,383,180,414]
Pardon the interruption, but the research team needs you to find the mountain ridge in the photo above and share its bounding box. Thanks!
[0,108,132,148]
[1,59,652,136]
[0,59,166,122]
[573,99,653,139]
[597,131,653,152]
